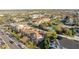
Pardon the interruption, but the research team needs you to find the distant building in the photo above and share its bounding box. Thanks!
[22,27,44,44]
[12,17,25,22]
[10,23,44,44]
[30,13,44,19]
[32,17,50,25]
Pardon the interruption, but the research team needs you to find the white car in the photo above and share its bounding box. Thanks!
[17,42,26,49]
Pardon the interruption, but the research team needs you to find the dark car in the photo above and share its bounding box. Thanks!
[9,39,14,44]
[57,36,62,40]
[0,31,4,35]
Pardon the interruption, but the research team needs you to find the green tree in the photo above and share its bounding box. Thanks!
[38,30,58,49]
[63,28,75,37]
[25,40,37,49]
[54,24,62,34]
[44,37,50,49]
[70,28,76,36]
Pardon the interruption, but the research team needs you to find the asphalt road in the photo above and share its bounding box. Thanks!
[0,29,20,49]
[59,38,79,49]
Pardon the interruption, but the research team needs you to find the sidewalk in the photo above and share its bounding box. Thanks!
[58,34,79,41]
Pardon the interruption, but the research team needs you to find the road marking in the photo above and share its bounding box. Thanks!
[0,36,10,49]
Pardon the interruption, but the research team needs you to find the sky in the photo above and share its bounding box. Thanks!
[0,0,78,9]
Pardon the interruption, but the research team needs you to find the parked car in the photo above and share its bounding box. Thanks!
[0,31,4,35]
[17,42,26,49]
[9,39,14,44]
[0,38,5,45]
[57,36,62,40]
[49,40,63,49]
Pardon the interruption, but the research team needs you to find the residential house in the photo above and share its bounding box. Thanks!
[32,17,51,25]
